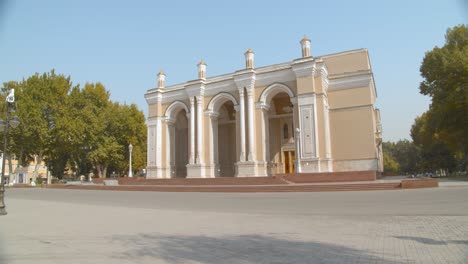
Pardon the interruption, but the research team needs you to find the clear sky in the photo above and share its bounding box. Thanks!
[0,0,466,142]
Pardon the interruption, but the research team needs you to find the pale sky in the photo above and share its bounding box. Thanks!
[0,0,466,142]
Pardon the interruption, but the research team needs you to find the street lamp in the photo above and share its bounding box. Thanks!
[128,143,133,178]
[0,88,20,216]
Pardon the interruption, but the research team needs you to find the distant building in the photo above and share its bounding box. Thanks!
[1,154,48,184]
[145,37,383,178]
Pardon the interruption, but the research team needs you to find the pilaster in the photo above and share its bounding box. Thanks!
[234,69,264,176]
[189,97,195,164]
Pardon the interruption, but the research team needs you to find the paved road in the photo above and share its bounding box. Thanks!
[1,186,467,263]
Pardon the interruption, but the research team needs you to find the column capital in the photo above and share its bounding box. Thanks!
[255,102,270,111]
[246,88,254,97]
[164,117,176,126]
[204,110,219,119]
[290,97,298,105]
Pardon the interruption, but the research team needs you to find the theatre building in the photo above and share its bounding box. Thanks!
[145,37,383,178]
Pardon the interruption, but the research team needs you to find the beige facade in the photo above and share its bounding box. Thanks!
[145,37,383,178]
[1,154,48,184]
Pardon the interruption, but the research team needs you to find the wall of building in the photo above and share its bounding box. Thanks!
[145,44,382,178]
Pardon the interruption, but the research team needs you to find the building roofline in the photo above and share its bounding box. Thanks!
[146,48,370,93]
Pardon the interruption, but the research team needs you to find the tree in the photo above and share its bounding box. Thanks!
[383,140,422,175]
[411,113,457,173]
[419,25,468,166]
[5,70,75,178]
[67,83,147,178]
[383,150,400,175]
[3,71,147,179]
[105,102,147,176]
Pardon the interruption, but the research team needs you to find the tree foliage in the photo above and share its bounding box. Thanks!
[383,140,422,175]
[2,70,147,178]
[418,25,468,164]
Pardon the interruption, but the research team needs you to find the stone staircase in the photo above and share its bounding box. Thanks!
[47,171,437,192]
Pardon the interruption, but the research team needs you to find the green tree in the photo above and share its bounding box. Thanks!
[3,71,147,179]
[383,150,400,175]
[411,114,458,173]
[383,140,422,175]
[68,84,147,178]
[419,25,468,166]
[106,102,147,176]
[5,70,75,178]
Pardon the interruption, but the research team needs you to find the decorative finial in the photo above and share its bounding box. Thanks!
[300,35,311,58]
[197,59,206,80]
[244,48,255,69]
[157,70,166,88]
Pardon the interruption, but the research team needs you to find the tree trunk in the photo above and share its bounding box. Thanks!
[32,151,44,180]
[95,162,102,178]
[103,162,108,178]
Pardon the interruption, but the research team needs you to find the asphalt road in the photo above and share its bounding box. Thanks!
[1,186,467,264]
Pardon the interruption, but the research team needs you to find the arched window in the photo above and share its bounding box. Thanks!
[283,123,289,139]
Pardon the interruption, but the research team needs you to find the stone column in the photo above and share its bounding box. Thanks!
[238,89,246,162]
[246,88,255,162]
[324,100,331,159]
[196,95,204,164]
[295,128,302,173]
[263,107,270,164]
[256,103,270,165]
[189,97,195,164]
[166,119,176,178]
[211,114,219,176]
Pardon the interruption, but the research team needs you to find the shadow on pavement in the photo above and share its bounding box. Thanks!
[395,236,468,246]
[112,233,402,263]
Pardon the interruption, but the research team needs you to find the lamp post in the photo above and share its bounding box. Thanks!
[128,143,133,178]
[0,88,20,216]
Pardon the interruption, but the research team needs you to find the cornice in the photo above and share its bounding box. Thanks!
[234,69,256,90]
[291,59,316,78]
[160,88,187,104]
[328,72,373,91]
[145,91,163,104]
[185,79,206,97]
[256,68,295,86]
[146,48,375,105]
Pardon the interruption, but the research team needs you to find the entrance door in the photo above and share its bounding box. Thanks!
[290,151,295,173]
[283,151,296,174]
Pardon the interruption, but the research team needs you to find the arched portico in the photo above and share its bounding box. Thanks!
[206,93,238,177]
[165,101,189,119]
[257,83,297,175]
[258,83,295,108]
[164,101,190,178]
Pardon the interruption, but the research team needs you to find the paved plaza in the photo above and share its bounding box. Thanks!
[1,185,467,264]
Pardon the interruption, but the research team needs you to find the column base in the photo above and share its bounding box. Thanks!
[203,164,218,178]
[235,161,268,177]
[320,159,333,172]
[146,166,165,178]
[186,164,211,178]
[297,159,320,173]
